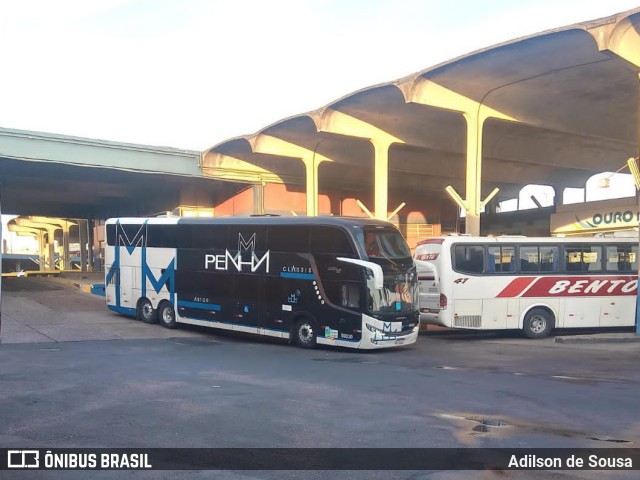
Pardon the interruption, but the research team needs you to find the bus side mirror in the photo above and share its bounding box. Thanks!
[337,257,384,290]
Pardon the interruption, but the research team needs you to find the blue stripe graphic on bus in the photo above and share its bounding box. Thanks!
[280,272,315,280]
[178,301,222,311]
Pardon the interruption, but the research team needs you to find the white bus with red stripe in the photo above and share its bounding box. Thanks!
[414,236,637,338]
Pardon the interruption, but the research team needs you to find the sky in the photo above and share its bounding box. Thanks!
[0,0,639,152]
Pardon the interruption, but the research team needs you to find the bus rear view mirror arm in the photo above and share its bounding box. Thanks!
[337,257,384,290]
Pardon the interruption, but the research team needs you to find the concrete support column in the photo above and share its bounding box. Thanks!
[87,218,94,272]
[552,186,564,207]
[62,222,70,270]
[79,219,88,272]
[372,141,389,221]
[249,135,333,218]
[303,159,320,216]
[253,184,265,215]
[47,230,56,270]
[463,113,484,236]
[39,233,46,271]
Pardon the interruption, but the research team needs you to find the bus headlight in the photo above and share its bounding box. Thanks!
[365,323,380,333]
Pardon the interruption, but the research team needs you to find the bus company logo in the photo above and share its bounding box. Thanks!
[204,233,270,273]
[8,450,39,468]
[542,278,637,296]
[498,276,637,298]
[115,222,146,254]
[415,253,439,261]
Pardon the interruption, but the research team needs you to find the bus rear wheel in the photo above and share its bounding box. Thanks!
[294,318,317,348]
[523,308,553,339]
[159,302,178,329]
[137,298,157,324]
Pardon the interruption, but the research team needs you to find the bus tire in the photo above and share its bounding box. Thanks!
[294,317,317,349]
[158,302,178,329]
[522,308,553,339]
[137,298,158,324]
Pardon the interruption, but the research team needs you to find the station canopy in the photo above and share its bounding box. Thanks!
[203,8,640,209]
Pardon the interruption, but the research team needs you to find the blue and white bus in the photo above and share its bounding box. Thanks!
[105,216,419,349]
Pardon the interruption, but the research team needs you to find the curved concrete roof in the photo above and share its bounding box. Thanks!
[203,7,640,205]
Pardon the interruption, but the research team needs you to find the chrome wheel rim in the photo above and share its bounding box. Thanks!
[298,323,314,343]
[142,303,153,319]
[530,315,546,333]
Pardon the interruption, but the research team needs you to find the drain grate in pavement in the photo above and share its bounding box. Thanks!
[467,417,508,434]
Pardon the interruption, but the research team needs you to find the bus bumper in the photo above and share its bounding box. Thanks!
[359,313,419,349]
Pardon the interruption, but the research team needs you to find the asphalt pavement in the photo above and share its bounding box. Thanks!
[1,276,639,480]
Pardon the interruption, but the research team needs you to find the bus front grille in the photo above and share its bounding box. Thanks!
[454,315,482,328]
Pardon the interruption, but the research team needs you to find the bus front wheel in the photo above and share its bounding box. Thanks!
[159,302,178,329]
[294,318,317,348]
[137,298,158,324]
[522,308,553,339]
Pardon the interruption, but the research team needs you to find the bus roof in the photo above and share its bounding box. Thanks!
[416,235,639,246]
[106,216,398,230]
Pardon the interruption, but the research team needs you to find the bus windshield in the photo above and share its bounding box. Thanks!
[358,227,417,315]
[366,269,418,315]
[362,228,412,261]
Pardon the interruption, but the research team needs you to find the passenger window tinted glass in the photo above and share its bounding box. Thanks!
[487,246,515,273]
[310,226,354,255]
[520,245,559,272]
[540,246,559,272]
[147,225,178,248]
[268,226,310,252]
[178,225,228,249]
[519,246,539,272]
[565,245,602,272]
[106,224,115,246]
[606,245,637,272]
[107,223,144,247]
[454,245,484,274]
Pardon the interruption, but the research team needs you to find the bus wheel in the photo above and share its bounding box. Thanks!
[523,308,553,339]
[137,298,158,324]
[294,318,317,348]
[159,302,178,329]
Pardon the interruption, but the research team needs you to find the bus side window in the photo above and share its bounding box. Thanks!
[488,246,514,273]
[310,226,354,255]
[606,245,637,272]
[540,246,559,272]
[519,245,538,272]
[586,245,602,272]
[487,251,496,272]
[106,224,116,246]
[454,245,484,274]
[501,246,515,272]
[268,226,310,252]
[565,245,602,272]
[564,247,582,272]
